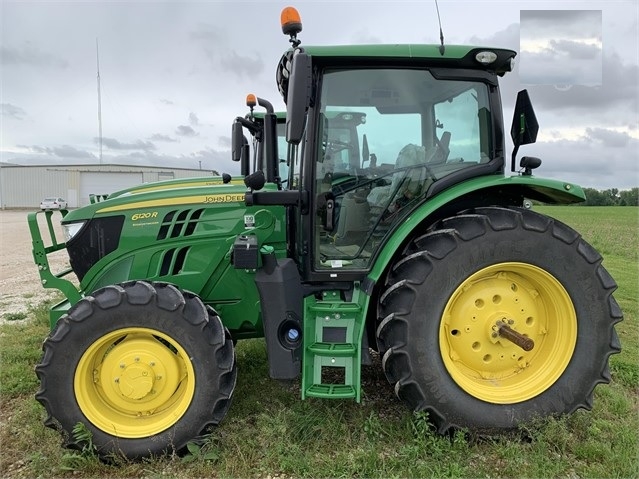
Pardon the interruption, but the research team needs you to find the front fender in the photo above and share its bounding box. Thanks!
[368,174,584,282]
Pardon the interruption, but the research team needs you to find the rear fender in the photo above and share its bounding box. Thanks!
[368,174,585,282]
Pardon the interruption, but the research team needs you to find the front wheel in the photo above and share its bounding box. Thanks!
[377,206,622,433]
[35,281,237,459]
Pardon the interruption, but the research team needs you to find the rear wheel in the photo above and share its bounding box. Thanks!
[376,206,622,432]
[36,281,237,459]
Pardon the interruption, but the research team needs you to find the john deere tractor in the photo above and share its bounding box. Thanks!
[29,7,621,460]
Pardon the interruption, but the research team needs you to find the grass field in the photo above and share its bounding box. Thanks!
[1,206,637,478]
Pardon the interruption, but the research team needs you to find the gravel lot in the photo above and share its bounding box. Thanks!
[0,209,74,323]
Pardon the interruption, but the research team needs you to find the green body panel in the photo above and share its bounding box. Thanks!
[368,175,585,281]
[87,187,285,336]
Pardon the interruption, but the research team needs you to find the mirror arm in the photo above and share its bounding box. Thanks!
[245,190,308,212]
[235,116,260,134]
[511,144,520,172]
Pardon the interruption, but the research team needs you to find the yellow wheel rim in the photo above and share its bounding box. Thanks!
[440,262,577,404]
[75,327,195,438]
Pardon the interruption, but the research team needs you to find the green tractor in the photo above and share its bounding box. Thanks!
[29,7,621,460]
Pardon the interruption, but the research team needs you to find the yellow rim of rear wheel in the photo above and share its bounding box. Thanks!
[439,262,577,404]
[75,327,195,438]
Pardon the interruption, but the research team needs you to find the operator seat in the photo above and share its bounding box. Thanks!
[332,187,370,246]
[366,143,432,226]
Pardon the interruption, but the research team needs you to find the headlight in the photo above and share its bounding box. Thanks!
[475,51,498,65]
[62,221,86,242]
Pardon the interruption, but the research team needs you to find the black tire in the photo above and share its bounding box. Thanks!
[35,281,237,459]
[376,206,622,433]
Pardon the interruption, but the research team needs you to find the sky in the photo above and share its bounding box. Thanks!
[520,10,603,86]
[1,0,638,190]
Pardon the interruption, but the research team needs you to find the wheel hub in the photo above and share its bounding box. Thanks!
[98,335,184,413]
[445,274,539,375]
[117,363,155,400]
[495,320,535,352]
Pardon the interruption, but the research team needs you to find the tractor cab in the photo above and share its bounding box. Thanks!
[247,9,524,282]
[306,67,504,273]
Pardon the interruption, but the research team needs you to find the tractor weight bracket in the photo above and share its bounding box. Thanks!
[497,321,534,351]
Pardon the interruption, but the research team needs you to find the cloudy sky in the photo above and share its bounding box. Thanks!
[1,0,637,189]
[520,10,603,86]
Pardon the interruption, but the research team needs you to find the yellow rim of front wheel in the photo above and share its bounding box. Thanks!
[74,327,195,438]
[440,262,577,404]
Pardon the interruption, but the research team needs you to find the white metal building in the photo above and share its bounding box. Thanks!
[0,163,219,209]
[0,163,221,209]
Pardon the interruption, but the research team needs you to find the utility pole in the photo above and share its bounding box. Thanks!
[96,38,103,165]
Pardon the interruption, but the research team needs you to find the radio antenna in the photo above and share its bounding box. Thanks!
[96,38,103,165]
[435,0,445,55]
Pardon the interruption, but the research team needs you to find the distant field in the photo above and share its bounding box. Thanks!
[536,206,638,262]
[536,206,638,389]
[0,206,637,478]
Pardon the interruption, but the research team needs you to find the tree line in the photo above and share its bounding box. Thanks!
[580,187,639,206]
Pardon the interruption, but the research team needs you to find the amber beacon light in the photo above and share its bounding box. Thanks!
[281,6,302,36]
[246,94,257,108]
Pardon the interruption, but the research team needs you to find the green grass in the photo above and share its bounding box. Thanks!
[0,206,637,478]
[1,312,27,322]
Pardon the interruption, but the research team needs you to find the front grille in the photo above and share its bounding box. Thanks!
[66,216,125,281]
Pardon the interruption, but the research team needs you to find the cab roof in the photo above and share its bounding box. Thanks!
[300,44,516,76]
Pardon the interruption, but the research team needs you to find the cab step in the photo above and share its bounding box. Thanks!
[301,288,367,401]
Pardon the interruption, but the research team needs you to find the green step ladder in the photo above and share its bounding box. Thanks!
[302,287,367,401]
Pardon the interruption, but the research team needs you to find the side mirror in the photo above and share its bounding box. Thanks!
[232,121,244,162]
[510,89,539,172]
[286,52,312,145]
[232,118,253,177]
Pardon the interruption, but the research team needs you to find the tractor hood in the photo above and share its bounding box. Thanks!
[105,175,247,200]
[63,181,257,223]
[61,181,285,291]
